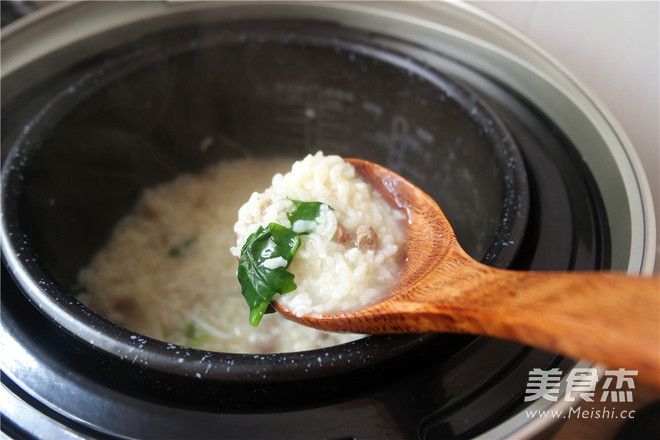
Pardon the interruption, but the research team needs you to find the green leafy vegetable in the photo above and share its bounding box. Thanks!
[169,237,196,257]
[184,321,196,339]
[237,200,334,326]
[286,200,332,234]
[184,321,212,348]
[238,223,301,326]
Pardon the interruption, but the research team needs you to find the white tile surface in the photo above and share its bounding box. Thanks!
[470,1,660,272]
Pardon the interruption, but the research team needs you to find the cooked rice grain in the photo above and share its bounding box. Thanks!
[78,157,362,353]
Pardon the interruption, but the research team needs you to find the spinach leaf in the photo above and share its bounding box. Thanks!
[287,200,332,235]
[237,223,300,326]
[237,200,334,326]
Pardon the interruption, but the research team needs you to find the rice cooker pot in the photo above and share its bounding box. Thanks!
[2,28,529,406]
[2,2,652,439]
[1,13,531,408]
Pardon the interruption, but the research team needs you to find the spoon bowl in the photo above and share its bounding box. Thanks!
[275,158,660,388]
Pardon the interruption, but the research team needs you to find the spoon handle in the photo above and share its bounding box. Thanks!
[393,260,660,387]
[334,158,659,386]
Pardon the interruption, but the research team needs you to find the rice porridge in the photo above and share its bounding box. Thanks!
[231,152,405,323]
[76,157,363,353]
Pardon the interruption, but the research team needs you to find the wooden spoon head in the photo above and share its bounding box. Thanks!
[347,157,459,285]
[274,158,465,331]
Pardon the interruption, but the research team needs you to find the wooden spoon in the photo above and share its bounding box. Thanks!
[275,158,660,388]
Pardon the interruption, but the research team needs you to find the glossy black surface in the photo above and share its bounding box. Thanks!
[1,20,609,439]
[2,21,529,399]
[615,400,660,440]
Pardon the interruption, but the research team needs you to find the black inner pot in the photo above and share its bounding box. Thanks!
[1,18,612,439]
[11,24,527,288]
[3,18,529,408]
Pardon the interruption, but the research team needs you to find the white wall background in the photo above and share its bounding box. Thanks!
[469,1,660,272]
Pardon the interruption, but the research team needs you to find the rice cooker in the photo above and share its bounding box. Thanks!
[1,2,655,439]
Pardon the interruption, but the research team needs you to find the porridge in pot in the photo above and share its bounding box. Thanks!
[76,156,363,353]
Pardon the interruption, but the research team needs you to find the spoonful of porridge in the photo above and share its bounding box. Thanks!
[232,153,659,387]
